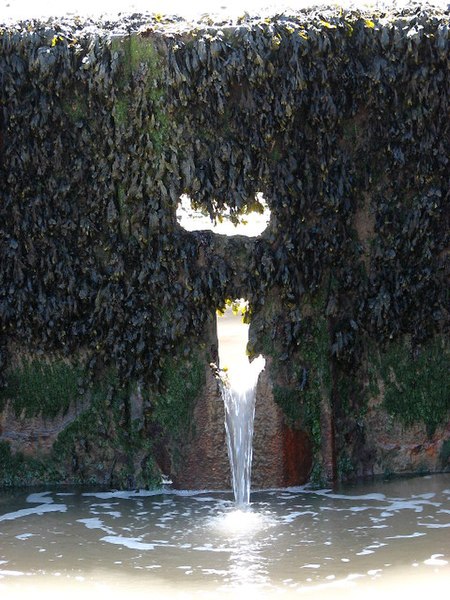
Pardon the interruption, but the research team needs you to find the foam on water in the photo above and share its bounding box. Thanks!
[424,554,448,566]
[82,488,225,500]
[100,535,157,551]
[314,491,387,502]
[0,503,67,522]
[0,474,449,597]
[77,518,114,533]
[26,492,54,504]
[82,490,166,500]
[385,532,425,539]
[15,533,35,540]
[280,510,318,524]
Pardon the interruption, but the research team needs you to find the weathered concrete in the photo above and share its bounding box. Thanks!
[0,399,87,456]
[363,381,450,476]
[170,367,230,489]
[252,367,312,488]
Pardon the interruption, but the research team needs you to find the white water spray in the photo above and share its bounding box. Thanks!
[222,385,254,506]
[216,302,265,505]
[221,356,264,505]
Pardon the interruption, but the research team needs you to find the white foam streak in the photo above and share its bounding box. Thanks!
[77,517,114,534]
[0,503,67,522]
[26,492,54,504]
[280,510,318,523]
[384,499,441,513]
[83,490,165,500]
[385,532,426,539]
[82,488,225,500]
[100,535,156,550]
[424,554,448,566]
[15,533,35,540]
[315,491,387,501]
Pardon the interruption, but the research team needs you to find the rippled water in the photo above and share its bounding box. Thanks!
[1,474,449,599]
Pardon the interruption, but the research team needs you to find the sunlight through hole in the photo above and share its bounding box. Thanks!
[177,193,270,237]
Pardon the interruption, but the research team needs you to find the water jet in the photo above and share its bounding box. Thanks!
[216,301,265,505]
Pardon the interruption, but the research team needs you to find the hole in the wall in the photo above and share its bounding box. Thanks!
[216,299,265,391]
[177,193,271,237]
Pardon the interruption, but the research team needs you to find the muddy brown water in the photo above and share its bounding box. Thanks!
[1,474,449,599]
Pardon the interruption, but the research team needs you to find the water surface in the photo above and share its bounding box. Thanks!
[1,474,449,598]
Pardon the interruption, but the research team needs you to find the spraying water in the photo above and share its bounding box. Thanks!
[222,384,255,506]
[220,356,264,505]
[216,302,265,505]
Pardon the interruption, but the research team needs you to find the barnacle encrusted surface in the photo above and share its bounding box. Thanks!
[0,3,448,486]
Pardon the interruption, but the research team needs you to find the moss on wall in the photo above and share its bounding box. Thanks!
[332,334,450,480]
[336,373,367,420]
[0,440,61,488]
[51,352,206,486]
[272,386,302,426]
[0,350,206,489]
[369,336,450,436]
[273,319,330,444]
[153,354,205,444]
[269,292,331,485]
[0,359,84,418]
[111,34,169,153]
[62,92,88,123]
[49,369,155,488]
[333,368,368,480]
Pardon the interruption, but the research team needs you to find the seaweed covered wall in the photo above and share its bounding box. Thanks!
[0,4,449,487]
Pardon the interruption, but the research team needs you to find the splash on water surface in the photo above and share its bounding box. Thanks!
[0,475,449,599]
